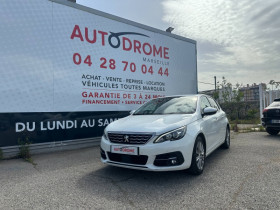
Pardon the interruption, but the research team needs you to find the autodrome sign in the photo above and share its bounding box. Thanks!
[0,0,197,147]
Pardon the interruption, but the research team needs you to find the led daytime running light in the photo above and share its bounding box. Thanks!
[154,126,187,143]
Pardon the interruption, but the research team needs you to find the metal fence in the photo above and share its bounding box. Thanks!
[259,85,280,118]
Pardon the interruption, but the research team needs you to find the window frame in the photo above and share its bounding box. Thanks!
[200,96,212,114]
[207,96,220,110]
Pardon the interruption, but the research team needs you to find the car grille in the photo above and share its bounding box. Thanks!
[108,133,153,145]
[107,152,148,165]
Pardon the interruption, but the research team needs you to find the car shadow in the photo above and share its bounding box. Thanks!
[262,133,280,140]
[77,147,229,206]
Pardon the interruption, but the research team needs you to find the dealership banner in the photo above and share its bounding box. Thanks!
[0,0,197,147]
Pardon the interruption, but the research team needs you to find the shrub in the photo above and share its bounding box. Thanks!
[246,109,258,120]
[18,137,31,160]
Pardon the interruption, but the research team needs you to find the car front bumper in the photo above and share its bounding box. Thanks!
[100,134,195,171]
[262,118,280,129]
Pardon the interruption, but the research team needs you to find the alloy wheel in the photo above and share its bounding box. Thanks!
[226,128,230,146]
[196,141,205,170]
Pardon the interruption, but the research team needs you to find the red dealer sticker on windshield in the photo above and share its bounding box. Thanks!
[111,145,138,155]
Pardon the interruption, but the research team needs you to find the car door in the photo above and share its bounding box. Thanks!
[199,96,218,154]
[207,96,226,144]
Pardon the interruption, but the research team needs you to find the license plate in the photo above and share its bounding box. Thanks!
[272,119,280,123]
[111,145,138,155]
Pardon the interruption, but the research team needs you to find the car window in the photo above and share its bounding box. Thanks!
[200,96,211,111]
[207,97,220,110]
[133,96,197,115]
[268,102,280,108]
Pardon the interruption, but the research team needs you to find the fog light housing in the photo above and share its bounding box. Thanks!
[154,152,184,167]
[171,159,177,165]
[100,148,107,160]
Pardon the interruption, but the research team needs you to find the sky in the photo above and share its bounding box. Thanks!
[77,0,280,91]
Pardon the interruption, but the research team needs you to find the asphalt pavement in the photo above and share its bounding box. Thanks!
[0,132,280,209]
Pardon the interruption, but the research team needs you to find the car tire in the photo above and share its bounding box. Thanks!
[189,136,205,175]
[221,126,230,149]
[266,128,279,136]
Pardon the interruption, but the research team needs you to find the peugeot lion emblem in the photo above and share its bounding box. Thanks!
[124,135,129,143]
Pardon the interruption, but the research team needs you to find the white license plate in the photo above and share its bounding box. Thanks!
[272,120,280,123]
[111,145,138,155]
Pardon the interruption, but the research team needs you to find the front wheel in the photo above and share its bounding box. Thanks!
[221,126,230,149]
[189,136,205,175]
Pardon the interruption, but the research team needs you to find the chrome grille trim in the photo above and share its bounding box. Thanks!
[108,132,155,145]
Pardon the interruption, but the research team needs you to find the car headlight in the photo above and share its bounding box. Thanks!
[154,126,187,143]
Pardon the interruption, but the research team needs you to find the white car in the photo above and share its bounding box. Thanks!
[100,95,230,175]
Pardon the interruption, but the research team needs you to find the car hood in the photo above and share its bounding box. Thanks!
[106,114,196,135]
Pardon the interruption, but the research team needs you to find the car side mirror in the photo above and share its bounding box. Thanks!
[130,110,135,115]
[202,107,217,117]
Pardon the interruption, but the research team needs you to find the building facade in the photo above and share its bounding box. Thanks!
[239,83,266,102]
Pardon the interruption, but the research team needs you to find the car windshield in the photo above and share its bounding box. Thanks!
[268,102,280,108]
[133,96,197,115]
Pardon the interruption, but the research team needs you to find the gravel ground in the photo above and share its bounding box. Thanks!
[0,132,280,209]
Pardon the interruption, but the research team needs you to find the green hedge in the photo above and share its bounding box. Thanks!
[220,101,260,121]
